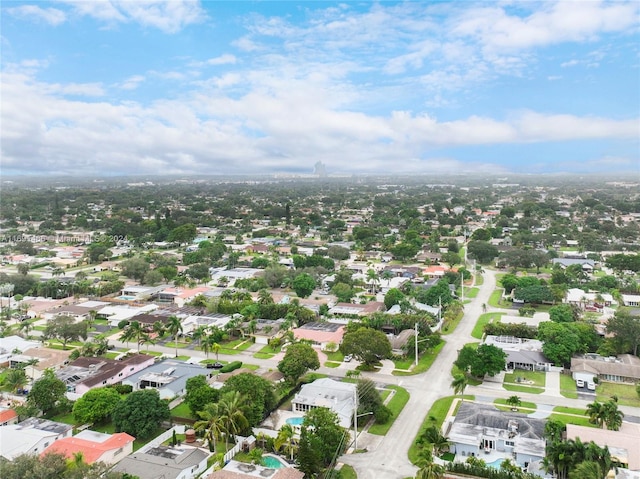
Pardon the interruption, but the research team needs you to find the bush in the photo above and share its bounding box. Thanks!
[220,361,243,373]
[374,405,392,424]
[108,384,133,394]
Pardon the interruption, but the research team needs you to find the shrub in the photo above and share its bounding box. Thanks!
[220,361,243,373]
[108,384,133,394]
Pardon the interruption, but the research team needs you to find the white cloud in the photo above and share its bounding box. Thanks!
[206,54,237,66]
[6,5,66,25]
[117,75,145,90]
[114,0,206,34]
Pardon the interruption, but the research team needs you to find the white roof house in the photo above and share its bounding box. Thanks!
[291,378,356,428]
[0,335,41,364]
[0,418,73,460]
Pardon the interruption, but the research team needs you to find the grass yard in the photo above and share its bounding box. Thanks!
[475,273,484,286]
[163,341,190,349]
[253,352,275,359]
[494,398,537,414]
[393,357,414,370]
[368,386,410,436]
[393,341,445,376]
[504,370,546,387]
[408,396,456,465]
[175,355,190,361]
[257,344,281,354]
[548,413,596,428]
[596,382,640,407]
[171,402,195,419]
[441,312,464,335]
[553,406,586,416]
[559,374,578,399]
[338,464,357,479]
[471,312,504,339]
[324,351,344,362]
[488,289,507,308]
[503,383,544,394]
[324,361,341,368]
[104,352,120,359]
[464,287,479,299]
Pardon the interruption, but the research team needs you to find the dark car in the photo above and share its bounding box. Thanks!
[206,362,224,369]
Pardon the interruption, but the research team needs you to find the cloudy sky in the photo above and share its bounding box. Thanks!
[1,1,638,177]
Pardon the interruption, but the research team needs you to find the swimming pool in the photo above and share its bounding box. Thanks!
[117,295,136,300]
[262,454,287,469]
[286,416,304,426]
[487,458,506,469]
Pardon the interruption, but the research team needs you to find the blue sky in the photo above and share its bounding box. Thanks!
[1,1,638,176]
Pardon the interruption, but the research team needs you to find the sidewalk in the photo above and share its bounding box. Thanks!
[545,370,562,398]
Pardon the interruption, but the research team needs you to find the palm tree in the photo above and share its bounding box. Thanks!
[19,320,33,339]
[602,396,624,431]
[569,461,603,479]
[194,403,224,452]
[192,325,208,349]
[166,315,183,358]
[586,400,605,428]
[450,374,468,399]
[275,424,297,461]
[381,269,393,286]
[366,268,379,293]
[152,320,166,338]
[87,309,97,331]
[5,368,28,393]
[506,395,522,411]
[257,289,274,305]
[212,342,221,361]
[415,450,445,479]
[217,390,249,449]
[420,426,450,457]
[122,321,144,352]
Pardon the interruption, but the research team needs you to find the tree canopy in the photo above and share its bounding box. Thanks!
[341,327,392,366]
[112,389,170,439]
[277,343,320,384]
[72,387,122,424]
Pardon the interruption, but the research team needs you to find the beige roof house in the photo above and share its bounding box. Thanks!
[566,423,640,471]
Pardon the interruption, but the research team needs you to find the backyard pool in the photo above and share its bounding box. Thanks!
[487,458,506,469]
[117,295,136,301]
[285,417,304,426]
[262,454,287,469]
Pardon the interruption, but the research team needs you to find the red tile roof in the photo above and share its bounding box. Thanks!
[0,409,17,424]
[41,432,135,464]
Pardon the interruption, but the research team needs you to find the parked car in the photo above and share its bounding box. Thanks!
[344,354,353,362]
[576,379,584,388]
[587,382,596,391]
[206,362,224,369]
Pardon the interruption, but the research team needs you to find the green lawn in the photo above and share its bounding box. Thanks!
[464,287,479,299]
[324,361,341,368]
[175,355,190,361]
[171,402,195,419]
[596,382,640,407]
[393,357,414,370]
[494,398,537,414]
[488,289,507,308]
[548,413,596,428]
[339,464,357,479]
[104,352,120,359]
[441,312,464,335]
[471,312,504,339]
[368,386,410,436]
[553,406,586,416]
[503,370,546,387]
[393,341,445,376]
[408,396,456,465]
[163,341,190,349]
[503,383,544,394]
[559,374,578,399]
[253,352,275,359]
[257,344,281,354]
[324,351,344,362]
[475,274,484,286]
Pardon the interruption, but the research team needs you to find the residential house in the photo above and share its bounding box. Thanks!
[0,418,73,460]
[566,423,640,473]
[0,335,40,366]
[41,430,134,465]
[292,322,345,350]
[208,461,304,479]
[56,354,155,397]
[122,359,215,400]
[250,318,285,345]
[571,354,640,385]
[0,408,18,426]
[181,313,233,335]
[484,335,552,372]
[328,302,385,317]
[156,287,211,307]
[10,347,72,380]
[621,294,640,307]
[291,378,356,429]
[447,403,546,471]
[112,445,209,479]
[98,304,158,327]
[552,258,596,272]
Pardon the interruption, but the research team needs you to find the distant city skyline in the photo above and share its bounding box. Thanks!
[1,1,638,177]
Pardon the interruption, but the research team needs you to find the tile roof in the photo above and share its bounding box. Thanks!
[41,432,134,464]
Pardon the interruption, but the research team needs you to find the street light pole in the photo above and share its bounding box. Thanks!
[353,391,373,450]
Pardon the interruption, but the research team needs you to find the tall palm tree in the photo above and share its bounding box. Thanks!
[569,461,603,479]
[257,289,274,305]
[166,315,183,358]
[275,424,297,461]
[194,403,224,452]
[450,374,468,399]
[586,401,605,428]
[415,450,445,479]
[192,325,208,349]
[381,269,393,286]
[366,268,379,293]
[217,390,249,449]
[602,396,624,431]
[212,342,221,361]
[122,321,144,352]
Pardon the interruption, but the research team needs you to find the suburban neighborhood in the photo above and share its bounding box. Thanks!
[0,175,639,479]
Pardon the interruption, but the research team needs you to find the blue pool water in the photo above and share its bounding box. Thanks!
[262,455,286,469]
[286,417,304,426]
[487,458,506,469]
[117,295,136,300]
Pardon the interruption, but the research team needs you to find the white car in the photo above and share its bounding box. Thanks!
[587,382,596,391]
[576,379,584,388]
[344,354,353,362]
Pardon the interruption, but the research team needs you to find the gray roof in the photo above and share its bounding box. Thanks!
[505,349,551,366]
[112,446,208,479]
[571,354,640,379]
[122,359,212,395]
[454,403,545,440]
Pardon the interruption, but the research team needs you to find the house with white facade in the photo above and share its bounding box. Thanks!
[291,378,355,428]
[447,403,546,471]
[0,418,73,460]
[113,445,209,479]
[41,430,134,465]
